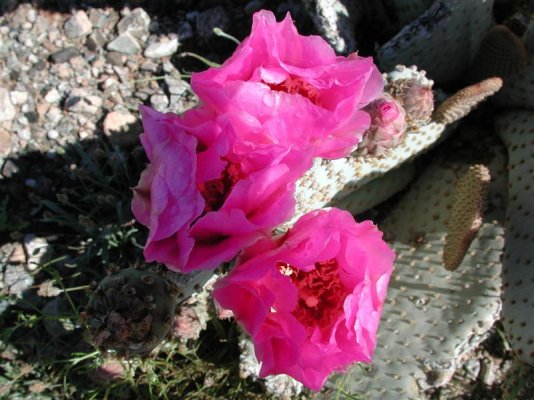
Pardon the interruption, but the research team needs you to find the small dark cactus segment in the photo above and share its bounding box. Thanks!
[503,361,534,400]
[85,268,177,356]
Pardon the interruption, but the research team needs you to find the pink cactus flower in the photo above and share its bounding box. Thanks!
[191,10,383,159]
[359,93,407,155]
[213,208,395,390]
[132,105,312,272]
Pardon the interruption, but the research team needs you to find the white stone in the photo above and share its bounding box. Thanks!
[24,235,49,270]
[117,8,150,41]
[0,88,16,121]
[17,128,31,141]
[64,10,93,38]
[10,91,28,105]
[103,111,137,136]
[107,33,141,55]
[47,129,59,140]
[27,8,37,23]
[143,37,179,58]
[46,106,63,124]
[44,88,61,103]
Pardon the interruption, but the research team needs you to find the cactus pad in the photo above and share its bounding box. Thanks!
[433,78,503,125]
[468,24,528,82]
[329,143,505,398]
[291,66,447,224]
[291,120,445,224]
[443,164,491,271]
[495,110,534,366]
[329,163,415,216]
[389,0,435,27]
[502,360,534,400]
[86,268,178,356]
[493,22,534,110]
[377,0,494,83]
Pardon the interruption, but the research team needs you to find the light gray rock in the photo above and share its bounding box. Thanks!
[17,128,31,141]
[107,33,141,55]
[23,235,49,270]
[140,59,159,72]
[10,90,28,105]
[64,10,93,38]
[4,264,33,297]
[144,37,179,58]
[117,8,150,42]
[102,110,137,136]
[89,8,118,30]
[0,88,16,121]
[86,31,107,51]
[50,47,79,64]
[0,129,13,156]
[166,77,189,96]
[150,94,169,112]
[44,88,61,104]
[46,129,59,140]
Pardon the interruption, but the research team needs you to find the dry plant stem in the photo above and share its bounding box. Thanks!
[443,164,491,271]
[433,77,503,124]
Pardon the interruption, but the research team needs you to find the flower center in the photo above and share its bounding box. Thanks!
[197,161,245,212]
[266,76,321,106]
[277,259,347,330]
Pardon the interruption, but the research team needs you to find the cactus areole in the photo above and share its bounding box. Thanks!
[85,269,178,355]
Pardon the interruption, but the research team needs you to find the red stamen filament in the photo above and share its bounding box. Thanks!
[266,76,321,106]
[277,259,347,330]
[197,161,245,212]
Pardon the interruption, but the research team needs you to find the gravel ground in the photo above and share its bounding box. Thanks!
[0,0,309,290]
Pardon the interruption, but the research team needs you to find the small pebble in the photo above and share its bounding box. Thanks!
[47,129,59,140]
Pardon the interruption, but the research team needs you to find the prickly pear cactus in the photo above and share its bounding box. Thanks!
[163,269,215,304]
[85,268,178,355]
[467,24,529,82]
[443,164,491,271]
[291,66,447,224]
[172,273,219,341]
[328,138,506,398]
[502,360,534,400]
[495,110,534,366]
[492,21,534,110]
[433,77,503,125]
[389,0,435,27]
[329,163,414,216]
[386,67,434,128]
[377,0,494,83]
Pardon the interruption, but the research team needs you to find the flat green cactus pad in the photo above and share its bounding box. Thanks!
[377,0,494,83]
[86,268,178,356]
[495,110,534,366]
[328,142,506,398]
[493,23,534,110]
[329,163,415,216]
[389,0,435,27]
[291,119,445,224]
